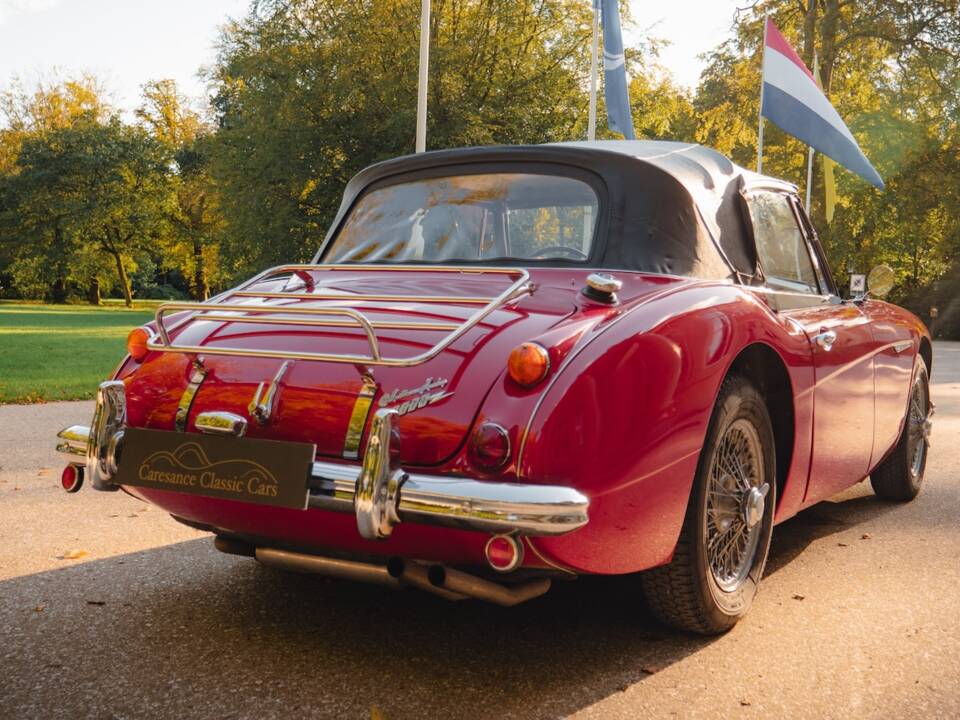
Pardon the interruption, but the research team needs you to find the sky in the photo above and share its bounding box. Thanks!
[0,0,743,114]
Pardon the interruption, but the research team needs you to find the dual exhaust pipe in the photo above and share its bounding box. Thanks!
[230,542,552,607]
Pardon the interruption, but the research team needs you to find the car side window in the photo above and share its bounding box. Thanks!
[745,191,820,294]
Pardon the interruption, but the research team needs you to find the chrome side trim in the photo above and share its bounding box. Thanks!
[175,357,207,432]
[894,340,913,354]
[146,264,531,366]
[195,411,248,437]
[342,374,377,459]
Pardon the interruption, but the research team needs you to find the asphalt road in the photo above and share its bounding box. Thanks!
[2,344,959,719]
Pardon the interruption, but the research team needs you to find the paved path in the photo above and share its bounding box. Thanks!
[2,344,959,719]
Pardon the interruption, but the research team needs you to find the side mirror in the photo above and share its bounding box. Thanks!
[867,265,896,299]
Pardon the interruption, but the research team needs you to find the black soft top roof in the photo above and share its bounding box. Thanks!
[316,140,795,280]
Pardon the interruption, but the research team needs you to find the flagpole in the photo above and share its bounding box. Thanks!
[415,0,431,153]
[587,3,600,141]
[756,15,768,173]
[804,53,820,214]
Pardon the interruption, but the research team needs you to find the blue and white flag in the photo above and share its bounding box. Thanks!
[761,19,883,188]
[594,0,636,140]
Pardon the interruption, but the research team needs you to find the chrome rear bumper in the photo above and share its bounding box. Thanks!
[56,382,589,540]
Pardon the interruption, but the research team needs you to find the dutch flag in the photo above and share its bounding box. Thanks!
[761,19,884,189]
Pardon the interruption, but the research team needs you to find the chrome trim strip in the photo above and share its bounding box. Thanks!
[342,375,377,459]
[146,264,531,366]
[175,357,207,432]
[893,340,913,354]
[195,411,248,437]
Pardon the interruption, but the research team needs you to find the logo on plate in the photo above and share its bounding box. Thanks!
[136,442,280,499]
[379,377,453,416]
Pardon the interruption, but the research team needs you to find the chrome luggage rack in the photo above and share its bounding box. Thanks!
[146,264,532,366]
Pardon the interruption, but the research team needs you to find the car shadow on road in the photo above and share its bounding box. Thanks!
[0,487,902,720]
[766,483,901,576]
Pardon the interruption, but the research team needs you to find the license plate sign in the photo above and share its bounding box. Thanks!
[115,428,315,510]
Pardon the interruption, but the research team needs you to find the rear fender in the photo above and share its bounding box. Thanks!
[517,284,815,574]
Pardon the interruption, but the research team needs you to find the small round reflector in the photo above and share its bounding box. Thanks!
[126,327,152,362]
[61,464,84,493]
[507,342,550,388]
[485,534,523,573]
[469,422,511,470]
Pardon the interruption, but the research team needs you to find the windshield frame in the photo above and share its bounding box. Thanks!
[314,162,610,268]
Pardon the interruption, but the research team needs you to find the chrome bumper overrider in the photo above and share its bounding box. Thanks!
[56,382,589,541]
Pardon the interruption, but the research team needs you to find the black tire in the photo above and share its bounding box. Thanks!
[870,361,930,502]
[641,374,777,635]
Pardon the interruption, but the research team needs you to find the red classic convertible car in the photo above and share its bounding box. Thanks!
[56,140,933,634]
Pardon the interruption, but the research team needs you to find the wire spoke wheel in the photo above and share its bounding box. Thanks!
[705,418,767,593]
[908,379,929,479]
[641,374,776,634]
[871,361,931,503]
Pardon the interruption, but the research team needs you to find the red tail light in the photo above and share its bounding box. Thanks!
[61,464,84,493]
[469,422,511,470]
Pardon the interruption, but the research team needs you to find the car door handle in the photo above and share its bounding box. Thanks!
[814,330,838,351]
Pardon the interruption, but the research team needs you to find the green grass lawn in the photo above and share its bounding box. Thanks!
[0,302,157,403]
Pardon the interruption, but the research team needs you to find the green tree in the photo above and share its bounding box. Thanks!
[138,79,225,300]
[692,1,959,293]
[207,0,598,275]
[2,118,172,305]
[0,75,111,301]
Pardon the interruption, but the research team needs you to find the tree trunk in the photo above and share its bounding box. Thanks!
[50,222,68,304]
[819,0,841,92]
[110,250,133,307]
[192,236,208,301]
[802,1,817,68]
[88,279,101,305]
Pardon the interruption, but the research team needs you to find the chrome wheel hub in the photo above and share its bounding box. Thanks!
[705,419,767,593]
[742,484,769,529]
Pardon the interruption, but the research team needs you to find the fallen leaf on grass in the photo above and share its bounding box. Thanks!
[641,665,662,675]
[861,533,872,540]
[33,604,45,613]
[837,542,849,547]
[60,549,88,560]
[37,468,51,477]
[740,699,752,707]
[791,594,805,601]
